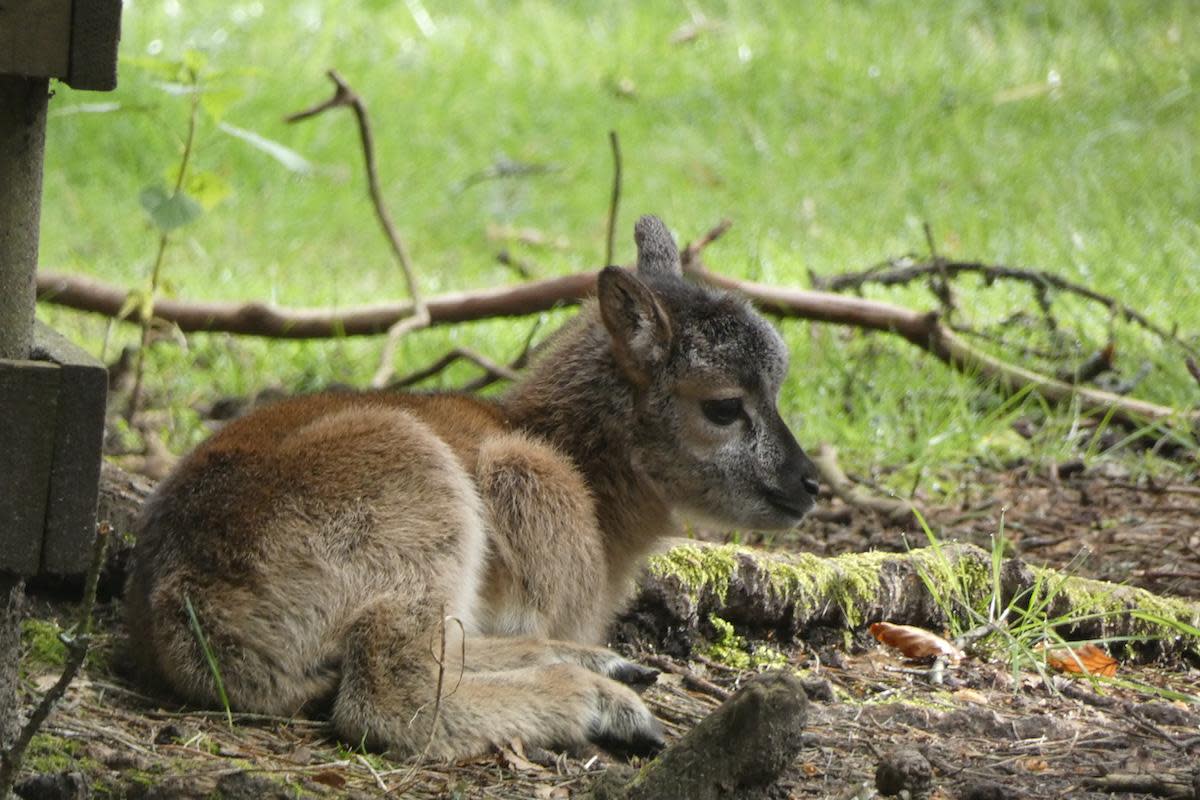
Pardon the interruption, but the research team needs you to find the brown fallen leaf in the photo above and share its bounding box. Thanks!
[952,688,989,706]
[869,622,963,662]
[499,738,547,774]
[309,770,347,789]
[1040,642,1118,677]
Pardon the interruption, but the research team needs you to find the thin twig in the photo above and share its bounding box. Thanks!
[811,443,916,523]
[389,346,520,390]
[1054,343,1116,385]
[680,218,733,266]
[355,754,388,792]
[0,525,110,799]
[1186,356,1200,388]
[460,317,545,392]
[387,611,463,795]
[496,249,536,280]
[605,130,622,266]
[923,222,955,315]
[287,69,429,388]
[641,654,731,702]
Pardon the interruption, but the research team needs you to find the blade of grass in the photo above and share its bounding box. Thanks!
[184,593,233,727]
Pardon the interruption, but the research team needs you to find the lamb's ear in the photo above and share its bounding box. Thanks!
[634,215,682,278]
[597,266,672,387]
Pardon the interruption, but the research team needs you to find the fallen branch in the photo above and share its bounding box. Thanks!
[813,256,1198,359]
[35,219,1198,426]
[682,253,1200,427]
[587,671,807,800]
[811,443,916,523]
[1081,772,1192,799]
[286,69,430,388]
[616,540,1200,661]
[35,269,596,337]
[0,584,23,764]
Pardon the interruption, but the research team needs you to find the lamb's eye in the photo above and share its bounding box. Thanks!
[701,397,743,426]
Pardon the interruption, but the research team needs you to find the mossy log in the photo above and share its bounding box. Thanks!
[615,540,1200,661]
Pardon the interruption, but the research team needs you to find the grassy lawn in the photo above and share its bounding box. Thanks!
[37,0,1199,488]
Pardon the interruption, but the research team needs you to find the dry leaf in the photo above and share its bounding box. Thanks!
[869,622,963,662]
[33,673,59,692]
[1041,642,1117,677]
[534,786,570,799]
[499,738,545,773]
[1020,756,1050,773]
[310,771,346,789]
[953,688,989,706]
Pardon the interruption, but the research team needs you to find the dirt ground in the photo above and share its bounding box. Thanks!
[11,446,1200,800]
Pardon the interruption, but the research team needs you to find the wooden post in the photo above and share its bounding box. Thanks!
[0,76,47,361]
[0,1,121,578]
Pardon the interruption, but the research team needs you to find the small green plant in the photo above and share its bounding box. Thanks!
[20,620,68,670]
[910,509,1193,698]
[183,594,233,727]
[704,614,787,671]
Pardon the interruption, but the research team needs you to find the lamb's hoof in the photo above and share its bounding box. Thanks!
[591,720,667,760]
[608,660,660,689]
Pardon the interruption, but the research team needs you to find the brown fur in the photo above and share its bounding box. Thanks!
[125,215,819,760]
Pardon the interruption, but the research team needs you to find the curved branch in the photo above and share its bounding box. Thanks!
[36,223,1199,428]
[685,261,1200,426]
[35,269,596,338]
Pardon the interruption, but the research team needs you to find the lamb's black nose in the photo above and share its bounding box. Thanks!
[802,476,820,497]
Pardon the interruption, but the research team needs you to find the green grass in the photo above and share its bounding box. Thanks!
[38,0,1199,482]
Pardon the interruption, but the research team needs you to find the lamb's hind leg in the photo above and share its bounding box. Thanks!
[331,594,664,760]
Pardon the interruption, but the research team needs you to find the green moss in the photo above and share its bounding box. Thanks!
[25,733,82,773]
[761,550,892,627]
[1039,568,1200,643]
[21,619,68,670]
[652,543,1003,630]
[701,615,787,670]
[647,544,740,603]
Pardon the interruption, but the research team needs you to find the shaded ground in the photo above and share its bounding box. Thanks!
[12,454,1200,799]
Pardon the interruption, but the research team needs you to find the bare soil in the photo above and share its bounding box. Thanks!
[11,454,1200,800]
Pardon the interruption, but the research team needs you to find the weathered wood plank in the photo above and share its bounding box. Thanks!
[0,75,49,361]
[0,0,72,79]
[33,322,106,575]
[66,0,122,91]
[0,359,59,575]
